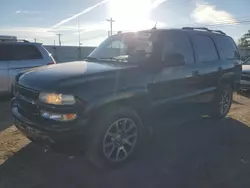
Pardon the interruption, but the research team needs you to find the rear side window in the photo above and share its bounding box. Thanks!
[162,32,194,64]
[0,43,42,61]
[192,35,219,63]
[214,36,240,60]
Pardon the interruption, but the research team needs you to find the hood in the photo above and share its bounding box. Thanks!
[18,61,134,90]
[242,65,250,74]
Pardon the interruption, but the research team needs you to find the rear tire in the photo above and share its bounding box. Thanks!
[85,105,145,168]
[209,84,233,119]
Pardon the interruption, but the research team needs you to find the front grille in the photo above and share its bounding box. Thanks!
[241,75,250,81]
[15,84,39,100]
[15,84,40,118]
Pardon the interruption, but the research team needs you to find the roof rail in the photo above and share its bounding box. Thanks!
[182,27,226,35]
[0,39,30,43]
[17,39,30,43]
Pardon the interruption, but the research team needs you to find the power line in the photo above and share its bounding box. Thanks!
[193,19,250,28]
[81,34,107,42]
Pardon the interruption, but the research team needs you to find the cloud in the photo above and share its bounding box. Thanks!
[0,27,55,43]
[52,0,109,28]
[15,10,40,14]
[191,2,236,24]
[150,0,168,10]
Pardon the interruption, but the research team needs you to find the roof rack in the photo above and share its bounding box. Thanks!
[182,27,226,35]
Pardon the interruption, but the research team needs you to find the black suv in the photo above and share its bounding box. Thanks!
[11,27,242,167]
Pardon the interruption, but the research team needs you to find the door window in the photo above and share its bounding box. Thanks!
[0,43,42,61]
[192,35,219,63]
[162,32,194,64]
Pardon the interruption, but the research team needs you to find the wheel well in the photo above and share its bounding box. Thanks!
[219,76,235,90]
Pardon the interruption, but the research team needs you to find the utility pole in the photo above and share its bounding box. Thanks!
[56,33,62,46]
[106,18,115,36]
[77,20,81,47]
[34,38,37,43]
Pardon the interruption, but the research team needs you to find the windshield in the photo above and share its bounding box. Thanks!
[88,32,153,63]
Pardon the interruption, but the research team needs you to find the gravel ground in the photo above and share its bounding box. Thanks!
[0,94,250,188]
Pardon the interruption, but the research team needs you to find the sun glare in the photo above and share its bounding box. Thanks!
[109,0,153,31]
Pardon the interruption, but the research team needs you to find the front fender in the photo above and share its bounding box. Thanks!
[84,88,150,115]
[218,72,239,91]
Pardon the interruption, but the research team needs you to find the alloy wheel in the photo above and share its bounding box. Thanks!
[219,89,231,115]
[102,118,138,162]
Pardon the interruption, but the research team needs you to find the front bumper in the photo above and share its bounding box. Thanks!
[11,101,90,154]
[240,79,250,90]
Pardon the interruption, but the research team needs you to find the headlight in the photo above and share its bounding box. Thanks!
[39,92,76,105]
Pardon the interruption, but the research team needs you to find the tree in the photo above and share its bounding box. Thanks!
[238,30,250,47]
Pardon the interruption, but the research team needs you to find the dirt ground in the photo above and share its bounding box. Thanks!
[0,94,250,188]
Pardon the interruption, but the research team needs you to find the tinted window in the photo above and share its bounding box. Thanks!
[0,44,10,61]
[0,43,42,61]
[162,32,194,64]
[107,40,127,56]
[215,36,240,60]
[192,35,219,63]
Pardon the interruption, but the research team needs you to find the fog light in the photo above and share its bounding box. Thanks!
[40,110,77,121]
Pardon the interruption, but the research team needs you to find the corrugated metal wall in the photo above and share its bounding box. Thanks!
[44,45,96,63]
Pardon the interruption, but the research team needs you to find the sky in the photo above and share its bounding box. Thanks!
[0,0,250,46]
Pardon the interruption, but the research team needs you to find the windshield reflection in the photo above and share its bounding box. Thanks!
[88,32,153,63]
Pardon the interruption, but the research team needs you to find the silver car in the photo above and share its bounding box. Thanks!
[0,40,56,95]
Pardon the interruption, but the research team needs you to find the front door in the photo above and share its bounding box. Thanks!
[150,31,200,106]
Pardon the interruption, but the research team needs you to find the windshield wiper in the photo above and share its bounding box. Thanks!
[84,57,100,61]
[99,57,128,62]
[85,56,127,63]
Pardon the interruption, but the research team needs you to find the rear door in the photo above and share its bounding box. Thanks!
[0,44,9,94]
[8,43,46,88]
[190,33,220,102]
[150,31,200,106]
[213,35,242,87]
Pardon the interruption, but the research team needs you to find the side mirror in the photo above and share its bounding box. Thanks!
[163,53,185,66]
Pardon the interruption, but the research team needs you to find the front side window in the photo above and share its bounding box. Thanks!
[162,32,194,64]
[88,32,153,63]
[192,35,219,63]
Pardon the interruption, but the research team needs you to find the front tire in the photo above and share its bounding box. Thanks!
[86,106,145,168]
[209,84,233,119]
